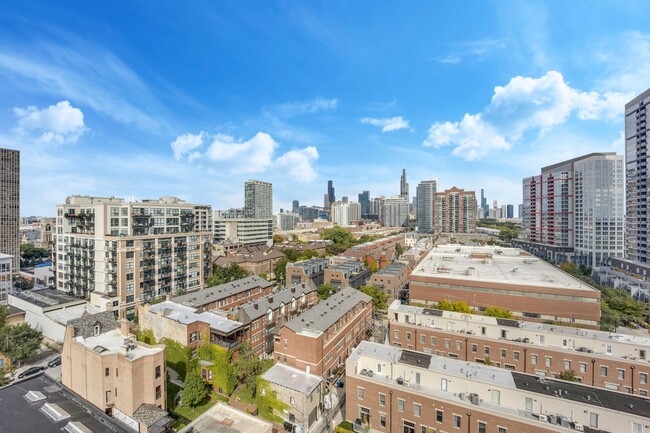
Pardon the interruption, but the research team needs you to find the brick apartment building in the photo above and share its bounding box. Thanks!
[61,312,171,433]
[286,258,330,287]
[388,300,650,396]
[213,245,285,278]
[368,262,409,301]
[409,245,601,327]
[324,261,371,289]
[172,275,273,311]
[346,341,649,433]
[274,287,373,378]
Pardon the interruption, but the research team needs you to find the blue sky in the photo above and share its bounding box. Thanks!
[1,1,649,216]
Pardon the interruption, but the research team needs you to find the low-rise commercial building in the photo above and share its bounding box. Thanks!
[368,262,408,301]
[388,300,650,396]
[262,363,323,431]
[346,341,649,433]
[274,287,373,379]
[213,218,273,246]
[409,245,601,327]
[324,261,371,289]
[286,258,330,286]
[61,312,170,433]
[172,275,273,311]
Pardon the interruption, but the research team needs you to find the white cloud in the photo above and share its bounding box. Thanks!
[433,38,506,64]
[424,71,631,160]
[274,146,319,181]
[171,131,319,179]
[360,116,410,132]
[266,97,338,118]
[13,100,85,144]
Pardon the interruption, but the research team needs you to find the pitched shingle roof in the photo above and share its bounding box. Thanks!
[236,281,317,324]
[172,275,273,308]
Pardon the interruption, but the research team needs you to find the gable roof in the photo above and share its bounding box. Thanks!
[236,281,317,324]
[172,275,273,308]
[67,311,117,338]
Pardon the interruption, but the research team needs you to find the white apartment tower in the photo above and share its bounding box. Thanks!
[382,196,409,228]
[416,178,439,233]
[244,180,273,219]
[0,148,19,273]
[331,202,361,226]
[55,195,212,319]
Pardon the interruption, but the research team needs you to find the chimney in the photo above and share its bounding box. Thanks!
[119,319,130,337]
[254,302,259,310]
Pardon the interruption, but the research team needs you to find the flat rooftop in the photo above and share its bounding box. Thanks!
[173,275,273,308]
[178,402,272,433]
[11,289,87,308]
[262,363,322,396]
[373,262,407,276]
[0,374,133,433]
[328,260,365,273]
[411,245,597,292]
[284,287,371,335]
[149,301,243,334]
[76,328,163,361]
[351,341,650,419]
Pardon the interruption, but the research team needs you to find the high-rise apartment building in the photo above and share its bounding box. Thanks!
[381,196,409,228]
[416,178,439,233]
[327,180,335,205]
[291,199,299,214]
[399,168,409,201]
[213,218,273,245]
[244,180,273,219]
[434,187,476,233]
[0,148,19,274]
[55,195,212,319]
[626,88,650,263]
[358,190,370,216]
[331,202,361,226]
[520,152,624,267]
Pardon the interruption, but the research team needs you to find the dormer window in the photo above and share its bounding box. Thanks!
[93,323,101,336]
[267,310,273,321]
[280,304,285,315]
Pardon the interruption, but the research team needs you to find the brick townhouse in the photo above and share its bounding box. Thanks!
[172,275,273,311]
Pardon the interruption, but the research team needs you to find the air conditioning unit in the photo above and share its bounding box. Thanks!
[468,393,479,405]
[573,423,584,432]
[537,414,548,422]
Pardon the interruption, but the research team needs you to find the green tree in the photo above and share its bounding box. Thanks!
[181,371,209,407]
[20,243,52,267]
[395,243,404,259]
[14,276,34,291]
[436,300,472,313]
[206,263,249,287]
[1,323,43,365]
[0,367,11,387]
[322,226,355,254]
[557,370,579,382]
[272,234,285,243]
[360,285,388,313]
[232,343,268,398]
[273,257,289,284]
[484,306,512,319]
[318,284,338,300]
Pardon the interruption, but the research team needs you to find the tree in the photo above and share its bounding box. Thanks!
[20,243,52,267]
[360,285,389,313]
[557,370,579,382]
[206,263,249,287]
[1,323,43,365]
[0,367,11,387]
[322,226,355,254]
[14,276,34,291]
[436,300,472,313]
[318,284,337,300]
[395,243,404,259]
[272,234,285,243]
[181,371,209,407]
[484,306,512,319]
[232,343,267,398]
[273,257,289,284]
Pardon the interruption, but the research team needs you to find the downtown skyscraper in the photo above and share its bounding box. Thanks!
[0,148,19,274]
[626,88,650,263]
[400,169,409,201]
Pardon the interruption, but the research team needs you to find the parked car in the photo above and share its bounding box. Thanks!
[18,366,45,379]
[47,355,61,368]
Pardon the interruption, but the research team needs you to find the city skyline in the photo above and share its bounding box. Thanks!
[1,3,649,216]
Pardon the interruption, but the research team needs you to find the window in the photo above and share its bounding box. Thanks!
[580,363,587,373]
[618,369,625,380]
[290,396,295,406]
[640,373,648,384]
[380,413,386,428]
[564,361,571,370]
[420,334,425,344]
[478,422,487,433]
[453,415,461,429]
[414,403,421,417]
[155,385,161,399]
[431,336,436,345]
[394,330,399,339]
[531,354,537,365]
[397,398,404,412]
[116,368,119,377]
[358,387,364,400]
[600,366,608,376]
[632,422,642,433]
[406,332,411,341]
[105,368,110,377]
[94,324,101,336]
[105,391,111,403]
[589,413,599,428]
[155,365,161,379]
[513,351,520,361]
[500,349,507,358]
[377,363,382,374]
[456,341,462,351]
[484,346,490,355]
[545,357,552,367]
[498,428,507,433]
[471,344,477,353]
[379,393,385,406]
[421,426,427,433]
[283,339,287,349]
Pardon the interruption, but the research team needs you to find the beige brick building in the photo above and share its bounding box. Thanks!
[61,312,170,433]
[434,186,476,233]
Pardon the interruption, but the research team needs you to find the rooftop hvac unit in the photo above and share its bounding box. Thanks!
[468,393,479,405]
[537,414,547,422]
[573,423,584,432]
